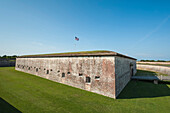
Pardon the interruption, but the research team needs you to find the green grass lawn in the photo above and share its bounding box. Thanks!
[135,69,168,76]
[0,67,170,113]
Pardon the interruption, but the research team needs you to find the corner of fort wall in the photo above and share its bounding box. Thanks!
[115,56,136,98]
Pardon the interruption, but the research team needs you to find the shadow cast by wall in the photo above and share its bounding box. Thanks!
[118,80,170,99]
[0,98,21,113]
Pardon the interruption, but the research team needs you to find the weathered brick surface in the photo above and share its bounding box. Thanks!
[15,57,116,98]
[115,56,136,97]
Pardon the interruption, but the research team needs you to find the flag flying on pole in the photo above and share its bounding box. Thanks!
[75,36,79,41]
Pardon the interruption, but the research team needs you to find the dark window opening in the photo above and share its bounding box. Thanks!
[130,63,133,66]
[36,68,38,72]
[28,67,30,70]
[79,73,83,76]
[95,76,100,80]
[50,69,53,71]
[67,72,70,74]
[47,70,49,74]
[86,77,91,83]
[44,68,46,70]
[58,70,60,73]
[62,73,65,77]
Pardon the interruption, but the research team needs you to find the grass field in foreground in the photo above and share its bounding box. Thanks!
[0,67,170,113]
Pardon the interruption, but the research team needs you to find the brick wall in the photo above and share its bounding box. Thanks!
[15,57,116,98]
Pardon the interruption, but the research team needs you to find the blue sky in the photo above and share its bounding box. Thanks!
[0,0,170,60]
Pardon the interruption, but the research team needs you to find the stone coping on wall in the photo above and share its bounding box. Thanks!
[17,50,137,60]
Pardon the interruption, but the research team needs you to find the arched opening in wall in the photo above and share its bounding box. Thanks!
[62,73,65,77]
[131,68,134,76]
[130,63,134,77]
[86,77,91,83]
[47,70,49,74]
[28,67,30,70]
[36,68,38,72]
[67,72,70,75]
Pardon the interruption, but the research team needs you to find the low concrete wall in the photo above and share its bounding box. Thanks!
[137,64,170,75]
[137,62,170,65]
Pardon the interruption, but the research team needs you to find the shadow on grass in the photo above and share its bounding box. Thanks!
[0,98,21,113]
[118,80,170,99]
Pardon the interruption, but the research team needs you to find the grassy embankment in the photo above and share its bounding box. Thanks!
[0,67,170,113]
[21,50,112,57]
[136,69,168,76]
[137,63,170,67]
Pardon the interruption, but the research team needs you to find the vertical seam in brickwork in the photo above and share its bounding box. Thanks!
[113,57,116,99]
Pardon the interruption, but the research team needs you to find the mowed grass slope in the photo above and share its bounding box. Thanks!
[136,69,168,76]
[21,50,113,57]
[137,63,170,67]
[0,67,170,113]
